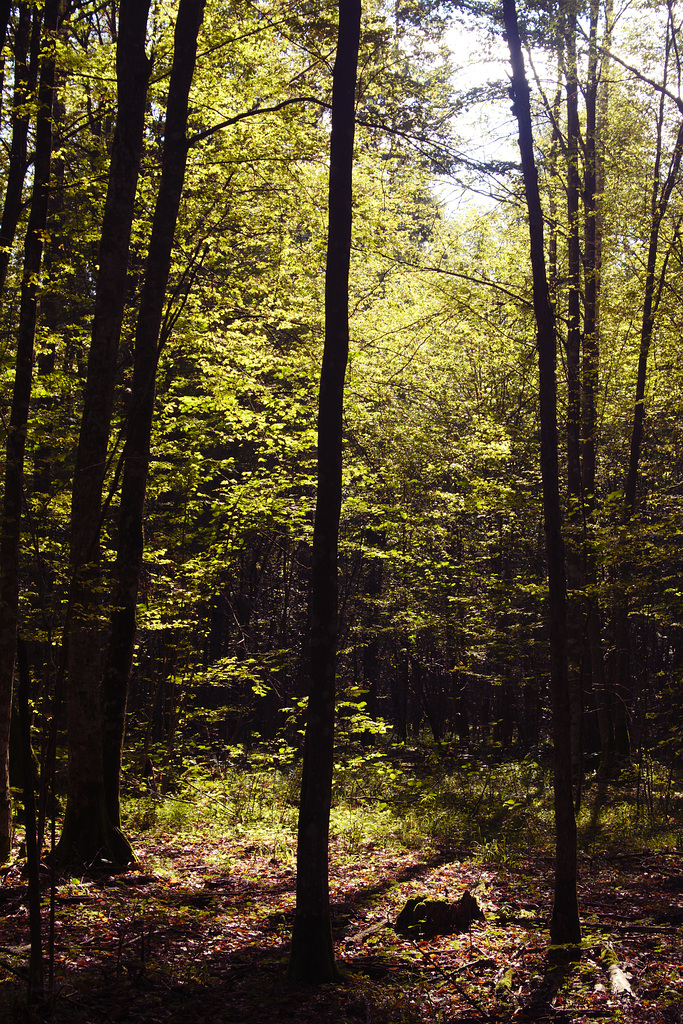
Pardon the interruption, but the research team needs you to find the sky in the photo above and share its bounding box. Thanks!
[439,15,517,211]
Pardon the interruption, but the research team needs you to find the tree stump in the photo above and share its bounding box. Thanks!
[395,890,485,938]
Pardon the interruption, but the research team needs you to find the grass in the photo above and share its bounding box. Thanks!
[122,739,683,873]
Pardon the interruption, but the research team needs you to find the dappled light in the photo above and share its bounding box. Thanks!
[1,0,683,1018]
[2,750,683,1022]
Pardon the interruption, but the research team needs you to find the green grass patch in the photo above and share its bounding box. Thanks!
[121,739,683,864]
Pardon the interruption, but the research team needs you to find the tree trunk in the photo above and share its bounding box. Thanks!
[0,2,35,297]
[288,0,361,985]
[546,47,563,309]
[0,1,11,123]
[503,0,581,947]
[613,66,683,761]
[101,0,206,832]
[0,0,60,864]
[582,0,613,765]
[0,0,35,862]
[564,6,581,510]
[563,5,584,797]
[57,0,152,869]
[17,637,43,1000]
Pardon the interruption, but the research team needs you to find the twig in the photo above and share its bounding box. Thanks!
[587,914,679,934]
[349,917,392,943]
[411,940,494,1022]
[0,956,28,980]
[517,1012,612,1020]
[611,923,677,935]
[58,992,115,1022]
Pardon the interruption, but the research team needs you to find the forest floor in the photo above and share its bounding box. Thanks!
[1,822,683,1024]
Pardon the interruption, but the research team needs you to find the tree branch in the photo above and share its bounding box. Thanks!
[373,249,533,307]
[577,23,683,114]
[187,96,328,145]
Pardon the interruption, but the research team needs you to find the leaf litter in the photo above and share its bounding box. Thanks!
[1,834,682,1023]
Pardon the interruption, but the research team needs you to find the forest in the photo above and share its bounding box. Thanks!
[1,0,683,1021]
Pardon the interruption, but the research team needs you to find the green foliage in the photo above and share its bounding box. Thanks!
[120,741,683,870]
[123,751,299,842]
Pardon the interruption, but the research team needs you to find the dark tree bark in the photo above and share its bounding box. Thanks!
[101,0,206,832]
[0,0,60,864]
[17,637,43,1000]
[288,0,361,985]
[0,1,11,115]
[0,0,35,862]
[57,0,152,871]
[563,4,584,798]
[582,0,613,766]
[581,0,600,511]
[503,0,581,947]
[564,6,581,510]
[613,48,683,760]
[546,42,563,309]
[0,2,35,297]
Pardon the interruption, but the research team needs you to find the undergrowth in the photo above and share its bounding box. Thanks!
[121,738,683,868]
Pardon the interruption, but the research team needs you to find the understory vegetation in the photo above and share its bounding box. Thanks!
[2,742,683,1023]
[121,742,683,863]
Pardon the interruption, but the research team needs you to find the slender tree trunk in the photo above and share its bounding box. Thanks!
[547,45,563,309]
[0,1,11,123]
[613,63,683,760]
[0,0,35,861]
[101,0,206,831]
[503,0,581,947]
[563,5,584,798]
[623,143,683,517]
[0,0,59,864]
[57,0,152,870]
[0,2,35,297]
[17,637,43,1000]
[564,7,581,509]
[582,0,613,764]
[288,0,360,985]
[581,0,599,511]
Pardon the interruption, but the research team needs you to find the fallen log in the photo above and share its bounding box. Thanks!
[600,944,635,999]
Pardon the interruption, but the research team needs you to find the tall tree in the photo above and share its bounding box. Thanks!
[101,0,206,835]
[289,0,361,985]
[0,0,36,861]
[503,0,581,946]
[581,0,613,766]
[562,0,584,797]
[613,18,683,760]
[0,2,37,297]
[0,0,60,864]
[57,0,153,868]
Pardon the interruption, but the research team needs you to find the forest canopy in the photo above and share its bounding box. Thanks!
[0,0,683,1007]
